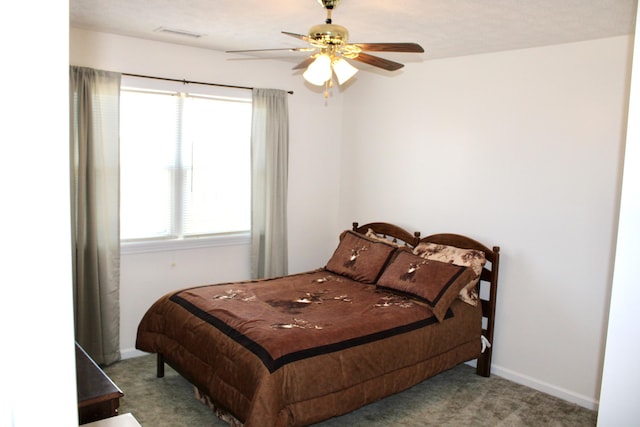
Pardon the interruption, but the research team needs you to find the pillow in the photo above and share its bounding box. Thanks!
[326,230,396,283]
[365,228,403,248]
[413,242,486,306]
[377,251,475,321]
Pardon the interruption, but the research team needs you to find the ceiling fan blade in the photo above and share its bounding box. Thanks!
[352,42,424,53]
[226,47,314,53]
[282,31,312,43]
[292,56,316,70]
[351,52,404,71]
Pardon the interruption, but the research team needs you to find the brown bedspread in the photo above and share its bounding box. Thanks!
[136,269,482,427]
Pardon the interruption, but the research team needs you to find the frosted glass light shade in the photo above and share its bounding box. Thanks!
[332,58,358,85]
[303,54,332,86]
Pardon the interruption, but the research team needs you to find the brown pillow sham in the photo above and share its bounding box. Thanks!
[326,230,397,283]
[377,251,476,321]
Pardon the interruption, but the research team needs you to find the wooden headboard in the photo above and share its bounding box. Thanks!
[353,222,500,378]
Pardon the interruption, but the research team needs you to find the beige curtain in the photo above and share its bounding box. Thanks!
[69,66,121,365]
[251,89,289,279]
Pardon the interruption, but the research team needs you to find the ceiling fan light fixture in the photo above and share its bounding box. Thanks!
[332,57,358,85]
[303,54,332,86]
[226,0,424,96]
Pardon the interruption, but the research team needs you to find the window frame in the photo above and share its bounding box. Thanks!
[120,231,251,254]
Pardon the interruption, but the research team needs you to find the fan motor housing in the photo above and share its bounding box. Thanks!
[318,0,342,9]
[308,23,349,45]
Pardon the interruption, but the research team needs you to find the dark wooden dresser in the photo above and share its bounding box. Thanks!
[76,343,124,424]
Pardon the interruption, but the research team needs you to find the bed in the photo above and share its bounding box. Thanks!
[136,222,500,427]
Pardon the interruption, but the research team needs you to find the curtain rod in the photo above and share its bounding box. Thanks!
[122,72,294,95]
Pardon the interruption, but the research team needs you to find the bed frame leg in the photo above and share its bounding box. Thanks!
[157,353,165,378]
[476,345,493,377]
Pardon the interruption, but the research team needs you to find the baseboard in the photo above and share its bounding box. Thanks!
[121,348,149,360]
[489,363,599,411]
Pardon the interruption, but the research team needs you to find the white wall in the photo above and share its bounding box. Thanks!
[597,5,640,425]
[70,28,347,356]
[3,2,78,426]
[339,37,632,409]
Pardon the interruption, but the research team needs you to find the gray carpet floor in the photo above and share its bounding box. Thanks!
[104,355,597,426]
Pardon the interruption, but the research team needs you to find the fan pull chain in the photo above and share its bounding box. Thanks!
[324,78,335,98]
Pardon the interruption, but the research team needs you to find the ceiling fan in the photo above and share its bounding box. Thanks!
[226,0,424,95]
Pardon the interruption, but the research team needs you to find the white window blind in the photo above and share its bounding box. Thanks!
[181,95,251,236]
[119,78,252,243]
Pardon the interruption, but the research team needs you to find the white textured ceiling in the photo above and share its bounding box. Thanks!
[70,0,637,65]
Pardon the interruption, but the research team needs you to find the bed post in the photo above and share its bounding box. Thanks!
[157,353,165,378]
[476,245,500,377]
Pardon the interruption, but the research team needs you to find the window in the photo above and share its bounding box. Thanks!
[119,77,252,250]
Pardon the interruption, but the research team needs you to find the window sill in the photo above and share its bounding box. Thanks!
[121,232,250,255]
